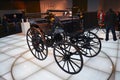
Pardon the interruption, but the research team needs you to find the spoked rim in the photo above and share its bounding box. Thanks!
[54,42,83,74]
[77,31,101,57]
[26,28,48,60]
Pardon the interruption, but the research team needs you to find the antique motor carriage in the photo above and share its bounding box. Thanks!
[26,10,101,74]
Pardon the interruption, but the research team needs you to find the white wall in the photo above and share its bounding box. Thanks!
[40,0,72,13]
[87,0,100,12]
[103,0,120,12]
[87,0,120,12]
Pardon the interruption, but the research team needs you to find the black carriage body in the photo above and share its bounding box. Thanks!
[30,16,81,35]
[28,11,83,48]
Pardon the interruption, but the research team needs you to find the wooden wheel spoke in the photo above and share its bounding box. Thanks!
[67,61,70,72]
[56,55,63,58]
[55,48,64,55]
[70,59,80,68]
[70,57,81,61]
[69,60,76,72]
[90,47,97,54]
[63,61,66,69]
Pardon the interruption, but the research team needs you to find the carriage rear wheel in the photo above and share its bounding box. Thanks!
[26,27,48,60]
[76,31,101,57]
[54,42,83,74]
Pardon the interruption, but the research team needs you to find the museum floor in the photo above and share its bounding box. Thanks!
[0,29,120,80]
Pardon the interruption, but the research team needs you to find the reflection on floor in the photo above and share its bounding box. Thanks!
[0,29,120,80]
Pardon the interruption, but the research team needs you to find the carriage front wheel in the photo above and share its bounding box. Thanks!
[54,42,83,74]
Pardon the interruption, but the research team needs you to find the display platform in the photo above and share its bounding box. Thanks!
[0,29,120,80]
[11,48,113,80]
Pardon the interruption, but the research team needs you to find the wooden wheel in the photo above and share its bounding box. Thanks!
[76,31,101,57]
[26,27,48,60]
[54,42,83,74]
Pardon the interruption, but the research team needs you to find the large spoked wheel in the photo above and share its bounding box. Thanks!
[76,31,101,57]
[26,27,48,60]
[54,42,83,74]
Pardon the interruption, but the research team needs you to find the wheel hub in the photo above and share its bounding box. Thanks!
[63,54,70,61]
[32,36,43,52]
[82,43,91,49]
[46,39,54,47]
